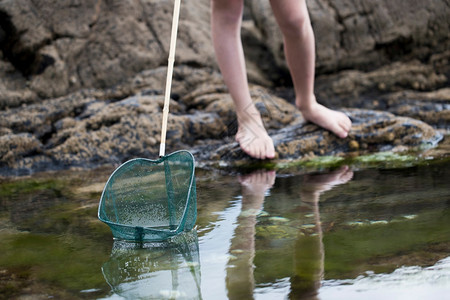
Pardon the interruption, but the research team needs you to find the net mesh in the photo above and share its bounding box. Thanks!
[98,150,197,241]
[101,230,201,299]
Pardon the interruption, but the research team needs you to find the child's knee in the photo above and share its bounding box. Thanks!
[277,13,310,37]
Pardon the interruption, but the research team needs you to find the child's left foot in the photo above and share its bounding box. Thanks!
[298,101,352,138]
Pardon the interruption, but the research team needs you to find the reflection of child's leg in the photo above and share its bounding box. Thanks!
[226,170,276,299]
[301,166,354,195]
[211,0,275,159]
[290,167,353,299]
[239,170,276,199]
[269,0,352,139]
[291,189,323,299]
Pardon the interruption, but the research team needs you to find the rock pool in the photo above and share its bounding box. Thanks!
[0,159,449,299]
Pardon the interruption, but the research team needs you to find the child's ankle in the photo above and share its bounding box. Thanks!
[236,105,263,123]
[295,95,317,111]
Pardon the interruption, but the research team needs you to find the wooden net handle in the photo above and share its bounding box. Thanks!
[160,0,181,157]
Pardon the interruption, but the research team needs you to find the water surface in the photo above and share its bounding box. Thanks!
[0,160,449,299]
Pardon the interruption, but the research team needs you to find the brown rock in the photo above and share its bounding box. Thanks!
[0,0,215,98]
[349,140,359,150]
[249,0,450,74]
[201,109,443,163]
[0,133,42,166]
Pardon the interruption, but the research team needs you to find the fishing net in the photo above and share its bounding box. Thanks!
[102,230,201,299]
[98,0,197,242]
[98,150,197,242]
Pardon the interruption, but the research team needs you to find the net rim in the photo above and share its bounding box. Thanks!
[98,150,196,237]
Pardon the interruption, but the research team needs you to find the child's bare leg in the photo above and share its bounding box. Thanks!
[211,0,275,159]
[269,0,352,138]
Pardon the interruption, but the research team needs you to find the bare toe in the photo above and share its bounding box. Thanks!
[338,124,349,138]
[264,139,276,159]
[300,103,352,139]
[236,126,275,160]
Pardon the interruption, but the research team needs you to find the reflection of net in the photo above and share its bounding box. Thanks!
[98,150,197,241]
[102,231,201,299]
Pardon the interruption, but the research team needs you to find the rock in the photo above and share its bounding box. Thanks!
[314,85,450,131]
[1,0,449,101]
[28,45,69,98]
[380,89,450,130]
[0,1,448,175]
[349,140,359,150]
[0,59,446,175]
[0,81,445,175]
[0,0,215,99]
[249,0,450,74]
[0,133,42,167]
[0,59,38,109]
[196,109,443,163]
[316,60,448,101]
[0,92,95,138]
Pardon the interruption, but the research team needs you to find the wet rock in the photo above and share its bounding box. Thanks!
[201,109,443,163]
[0,68,447,175]
[380,89,450,130]
[0,1,448,175]
[44,96,170,168]
[313,85,450,131]
[0,133,42,167]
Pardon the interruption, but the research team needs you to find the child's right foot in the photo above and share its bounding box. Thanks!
[235,107,276,160]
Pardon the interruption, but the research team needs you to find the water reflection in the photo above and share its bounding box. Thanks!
[101,230,201,299]
[226,170,276,299]
[226,167,353,299]
[1,162,449,299]
[320,256,450,299]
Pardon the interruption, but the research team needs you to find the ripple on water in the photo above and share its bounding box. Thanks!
[319,256,450,300]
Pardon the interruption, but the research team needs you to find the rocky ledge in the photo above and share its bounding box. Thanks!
[0,0,449,176]
[0,65,448,176]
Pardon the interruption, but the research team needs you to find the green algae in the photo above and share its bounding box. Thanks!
[323,208,450,278]
[352,151,417,167]
[0,211,112,296]
[0,177,68,198]
[253,208,450,283]
[226,152,420,175]
[0,234,110,293]
[219,143,450,174]
[256,224,298,240]
[0,172,113,298]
